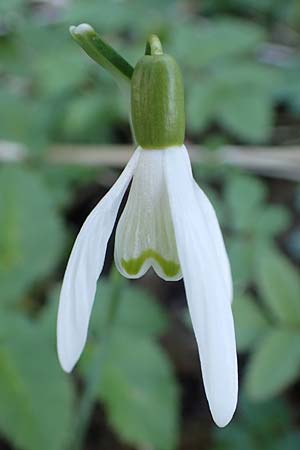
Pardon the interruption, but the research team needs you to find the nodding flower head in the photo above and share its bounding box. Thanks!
[57,29,238,428]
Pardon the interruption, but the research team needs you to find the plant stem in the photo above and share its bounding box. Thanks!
[70,23,134,83]
[145,34,163,56]
[71,270,123,450]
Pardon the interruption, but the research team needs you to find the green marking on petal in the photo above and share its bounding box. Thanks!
[121,249,180,277]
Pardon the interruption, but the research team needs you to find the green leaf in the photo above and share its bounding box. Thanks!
[41,165,98,209]
[217,90,273,142]
[238,395,292,435]
[273,432,300,450]
[99,329,179,450]
[277,65,300,113]
[0,91,49,150]
[172,19,265,68]
[213,426,253,450]
[213,395,294,450]
[0,167,66,303]
[257,248,300,325]
[0,310,74,450]
[255,206,290,236]
[84,278,178,450]
[186,61,278,138]
[214,62,279,91]
[61,88,123,142]
[233,294,269,351]
[64,94,106,137]
[67,0,173,34]
[0,0,25,14]
[225,174,266,232]
[227,237,254,287]
[186,80,218,133]
[33,44,89,96]
[246,329,300,400]
[91,280,169,338]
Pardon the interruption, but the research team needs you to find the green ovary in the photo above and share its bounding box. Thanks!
[121,249,180,277]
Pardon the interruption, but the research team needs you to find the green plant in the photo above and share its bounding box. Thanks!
[213,396,299,450]
[234,246,300,400]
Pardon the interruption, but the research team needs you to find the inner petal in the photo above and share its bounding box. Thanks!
[114,148,182,281]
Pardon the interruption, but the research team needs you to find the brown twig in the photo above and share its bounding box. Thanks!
[1,141,300,181]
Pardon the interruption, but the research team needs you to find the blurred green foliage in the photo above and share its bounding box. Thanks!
[0,305,74,450]
[224,174,290,288]
[0,166,66,304]
[0,0,300,449]
[213,396,299,450]
[234,246,300,401]
[1,0,299,149]
[91,280,179,450]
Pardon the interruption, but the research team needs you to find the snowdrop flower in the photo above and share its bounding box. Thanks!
[57,30,238,427]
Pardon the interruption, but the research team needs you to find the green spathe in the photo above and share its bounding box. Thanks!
[69,24,133,83]
[121,249,180,278]
[131,36,185,149]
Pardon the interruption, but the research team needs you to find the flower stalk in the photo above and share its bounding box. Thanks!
[145,34,163,55]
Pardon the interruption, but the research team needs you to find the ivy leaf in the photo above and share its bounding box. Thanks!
[233,294,269,352]
[246,329,300,400]
[257,248,300,325]
[0,309,74,450]
[0,167,66,304]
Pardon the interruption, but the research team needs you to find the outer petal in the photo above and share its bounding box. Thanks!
[193,182,232,301]
[57,149,140,372]
[164,145,238,427]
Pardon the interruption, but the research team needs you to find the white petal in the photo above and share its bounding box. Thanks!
[57,149,140,372]
[193,182,233,301]
[164,145,237,427]
[114,147,182,281]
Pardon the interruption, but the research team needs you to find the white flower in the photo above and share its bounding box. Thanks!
[57,144,238,427]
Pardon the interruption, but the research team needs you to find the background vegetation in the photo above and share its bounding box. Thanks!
[0,0,299,449]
